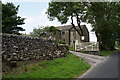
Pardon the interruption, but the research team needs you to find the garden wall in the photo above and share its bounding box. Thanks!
[1,34,68,73]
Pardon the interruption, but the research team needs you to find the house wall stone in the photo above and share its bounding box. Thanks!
[70,30,82,47]
[57,25,89,47]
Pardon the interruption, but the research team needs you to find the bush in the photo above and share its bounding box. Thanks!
[57,41,67,44]
[68,46,74,51]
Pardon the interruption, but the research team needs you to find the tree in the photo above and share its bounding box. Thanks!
[47,2,87,37]
[116,2,120,45]
[84,2,120,50]
[30,27,43,37]
[0,1,2,33]
[30,26,58,38]
[47,2,120,51]
[2,3,25,35]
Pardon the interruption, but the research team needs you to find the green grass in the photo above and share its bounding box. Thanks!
[68,46,74,51]
[3,53,90,78]
[100,50,119,56]
[57,41,67,44]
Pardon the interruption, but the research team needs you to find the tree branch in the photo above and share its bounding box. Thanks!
[71,15,82,36]
[76,13,83,35]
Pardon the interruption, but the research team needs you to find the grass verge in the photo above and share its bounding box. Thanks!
[100,50,119,56]
[68,46,74,51]
[3,53,90,78]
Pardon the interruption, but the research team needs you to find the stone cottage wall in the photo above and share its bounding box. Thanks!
[1,34,68,73]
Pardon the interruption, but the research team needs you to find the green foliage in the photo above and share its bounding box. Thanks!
[47,2,120,51]
[47,2,86,23]
[0,2,2,32]
[30,26,58,38]
[68,46,74,51]
[100,50,118,56]
[2,2,25,35]
[84,2,120,50]
[3,53,90,78]
[47,2,87,36]
[30,27,43,37]
[57,41,67,44]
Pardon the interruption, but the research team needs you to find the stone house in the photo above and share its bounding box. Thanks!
[56,25,89,47]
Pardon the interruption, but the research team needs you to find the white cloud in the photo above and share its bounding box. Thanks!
[36,9,62,27]
[20,16,34,23]
[24,16,35,23]
[19,15,35,34]
[17,15,35,24]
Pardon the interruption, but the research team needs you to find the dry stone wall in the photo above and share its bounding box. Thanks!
[2,34,68,73]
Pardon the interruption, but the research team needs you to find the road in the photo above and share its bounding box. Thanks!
[70,51,105,66]
[79,51,119,79]
[72,52,120,80]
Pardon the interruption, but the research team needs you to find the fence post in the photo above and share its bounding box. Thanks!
[75,40,78,51]
[98,42,99,51]
[92,42,93,51]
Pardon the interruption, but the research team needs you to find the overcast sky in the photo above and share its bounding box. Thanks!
[2,1,97,42]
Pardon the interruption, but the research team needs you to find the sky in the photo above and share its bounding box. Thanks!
[2,1,97,42]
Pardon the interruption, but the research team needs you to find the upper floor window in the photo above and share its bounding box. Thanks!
[61,31,65,35]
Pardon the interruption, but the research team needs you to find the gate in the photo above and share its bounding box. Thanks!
[75,40,99,51]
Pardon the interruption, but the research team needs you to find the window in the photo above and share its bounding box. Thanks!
[61,31,65,35]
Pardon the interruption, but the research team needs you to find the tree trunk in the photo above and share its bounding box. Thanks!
[76,13,83,36]
[71,15,82,36]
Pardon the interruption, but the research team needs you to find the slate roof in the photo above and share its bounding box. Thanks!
[57,25,86,31]
[57,25,72,30]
